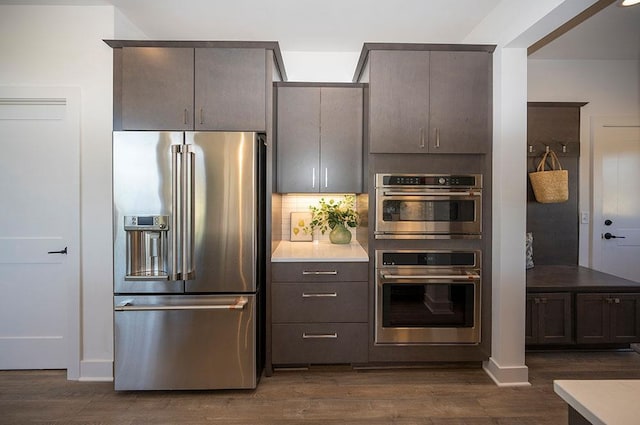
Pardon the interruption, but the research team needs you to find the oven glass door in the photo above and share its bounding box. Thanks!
[383,282,475,328]
[375,192,481,238]
[375,272,480,344]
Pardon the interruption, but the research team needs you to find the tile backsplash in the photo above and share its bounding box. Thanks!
[281,194,357,242]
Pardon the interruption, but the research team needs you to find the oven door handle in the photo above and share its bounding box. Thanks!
[382,191,480,197]
[379,273,480,280]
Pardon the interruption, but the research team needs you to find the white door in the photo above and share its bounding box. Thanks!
[592,117,640,283]
[0,87,80,377]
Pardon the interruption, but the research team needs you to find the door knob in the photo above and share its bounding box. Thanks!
[604,219,612,226]
[603,233,625,240]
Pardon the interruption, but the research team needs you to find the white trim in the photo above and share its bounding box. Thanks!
[483,357,530,387]
[79,360,114,382]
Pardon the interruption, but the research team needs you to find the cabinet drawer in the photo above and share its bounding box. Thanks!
[272,282,368,323]
[272,262,368,283]
[272,323,368,364]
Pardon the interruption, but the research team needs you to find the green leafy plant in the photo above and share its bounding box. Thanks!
[304,195,359,235]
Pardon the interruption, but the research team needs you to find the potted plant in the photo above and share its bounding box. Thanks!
[304,195,358,244]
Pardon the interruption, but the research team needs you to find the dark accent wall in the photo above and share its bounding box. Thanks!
[527,102,586,265]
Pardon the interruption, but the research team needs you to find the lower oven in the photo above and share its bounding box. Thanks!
[375,250,481,345]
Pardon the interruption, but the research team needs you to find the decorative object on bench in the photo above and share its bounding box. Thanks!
[529,148,569,203]
[526,232,534,269]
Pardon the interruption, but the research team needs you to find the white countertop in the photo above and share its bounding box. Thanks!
[271,240,369,262]
[554,380,640,425]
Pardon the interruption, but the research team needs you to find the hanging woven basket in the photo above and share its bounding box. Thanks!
[528,149,569,203]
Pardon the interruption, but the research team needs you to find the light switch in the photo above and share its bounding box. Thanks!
[580,212,589,224]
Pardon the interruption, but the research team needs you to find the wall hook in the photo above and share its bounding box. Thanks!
[545,145,550,153]
[528,145,534,153]
[561,143,567,153]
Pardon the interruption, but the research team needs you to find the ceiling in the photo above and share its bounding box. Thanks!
[530,1,640,60]
[1,0,639,58]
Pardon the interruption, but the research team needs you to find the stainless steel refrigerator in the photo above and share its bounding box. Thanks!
[112,131,265,390]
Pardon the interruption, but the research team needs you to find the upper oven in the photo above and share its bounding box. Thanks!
[375,173,482,239]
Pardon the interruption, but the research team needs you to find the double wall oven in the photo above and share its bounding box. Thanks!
[374,174,483,346]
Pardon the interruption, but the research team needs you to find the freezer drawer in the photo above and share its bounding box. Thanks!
[114,294,256,390]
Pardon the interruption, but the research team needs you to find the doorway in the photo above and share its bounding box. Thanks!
[592,116,640,283]
[0,87,80,378]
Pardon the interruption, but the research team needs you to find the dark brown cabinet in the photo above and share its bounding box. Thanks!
[119,47,266,131]
[576,293,640,344]
[194,48,266,131]
[526,292,572,345]
[276,84,364,193]
[367,49,491,154]
[121,47,194,130]
[271,262,368,365]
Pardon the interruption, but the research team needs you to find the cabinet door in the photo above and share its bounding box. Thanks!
[320,87,363,193]
[525,294,538,345]
[369,50,429,153]
[576,294,609,344]
[121,47,194,130]
[609,294,640,343]
[537,293,572,344]
[195,48,266,131]
[276,86,320,192]
[429,51,491,153]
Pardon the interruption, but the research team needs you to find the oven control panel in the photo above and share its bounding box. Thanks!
[379,251,478,267]
[380,174,481,188]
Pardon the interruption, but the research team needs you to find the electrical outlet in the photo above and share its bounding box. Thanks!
[580,212,589,224]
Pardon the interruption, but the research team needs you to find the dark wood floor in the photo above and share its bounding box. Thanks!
[2,351,640,424]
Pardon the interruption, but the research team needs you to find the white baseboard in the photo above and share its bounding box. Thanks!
[483,357,530,387]
[78,359,113,382]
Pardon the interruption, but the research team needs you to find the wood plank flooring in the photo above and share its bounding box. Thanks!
[1,351,640,424]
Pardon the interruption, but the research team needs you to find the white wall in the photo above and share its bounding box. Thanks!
[528,59,640,267]
[281,51,360,82]
[0,5,115,380]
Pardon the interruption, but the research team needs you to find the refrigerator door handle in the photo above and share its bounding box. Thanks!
[171,145,182,280]
[183,144,195,280]
[115,297,248,311]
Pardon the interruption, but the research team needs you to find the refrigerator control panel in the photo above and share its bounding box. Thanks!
[124,215,169,231]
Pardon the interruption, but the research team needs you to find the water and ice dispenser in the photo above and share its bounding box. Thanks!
[124,215,169,280]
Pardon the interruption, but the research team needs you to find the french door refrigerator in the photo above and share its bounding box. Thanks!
[112,131,265,390]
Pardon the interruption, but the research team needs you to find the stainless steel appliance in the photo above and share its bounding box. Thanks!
[112,131,265,390]
[375,173,482,239]
[375,250,481,345]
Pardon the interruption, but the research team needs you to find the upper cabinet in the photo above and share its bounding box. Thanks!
[276,83,364,193]
[357,44,494,154]
[194,48,266,131]
[121,47,194,130]
[108,41,287,131]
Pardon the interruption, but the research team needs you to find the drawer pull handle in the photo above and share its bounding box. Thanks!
[302,332,338,339]
[302,292,338,298]
[302,270,338,276]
